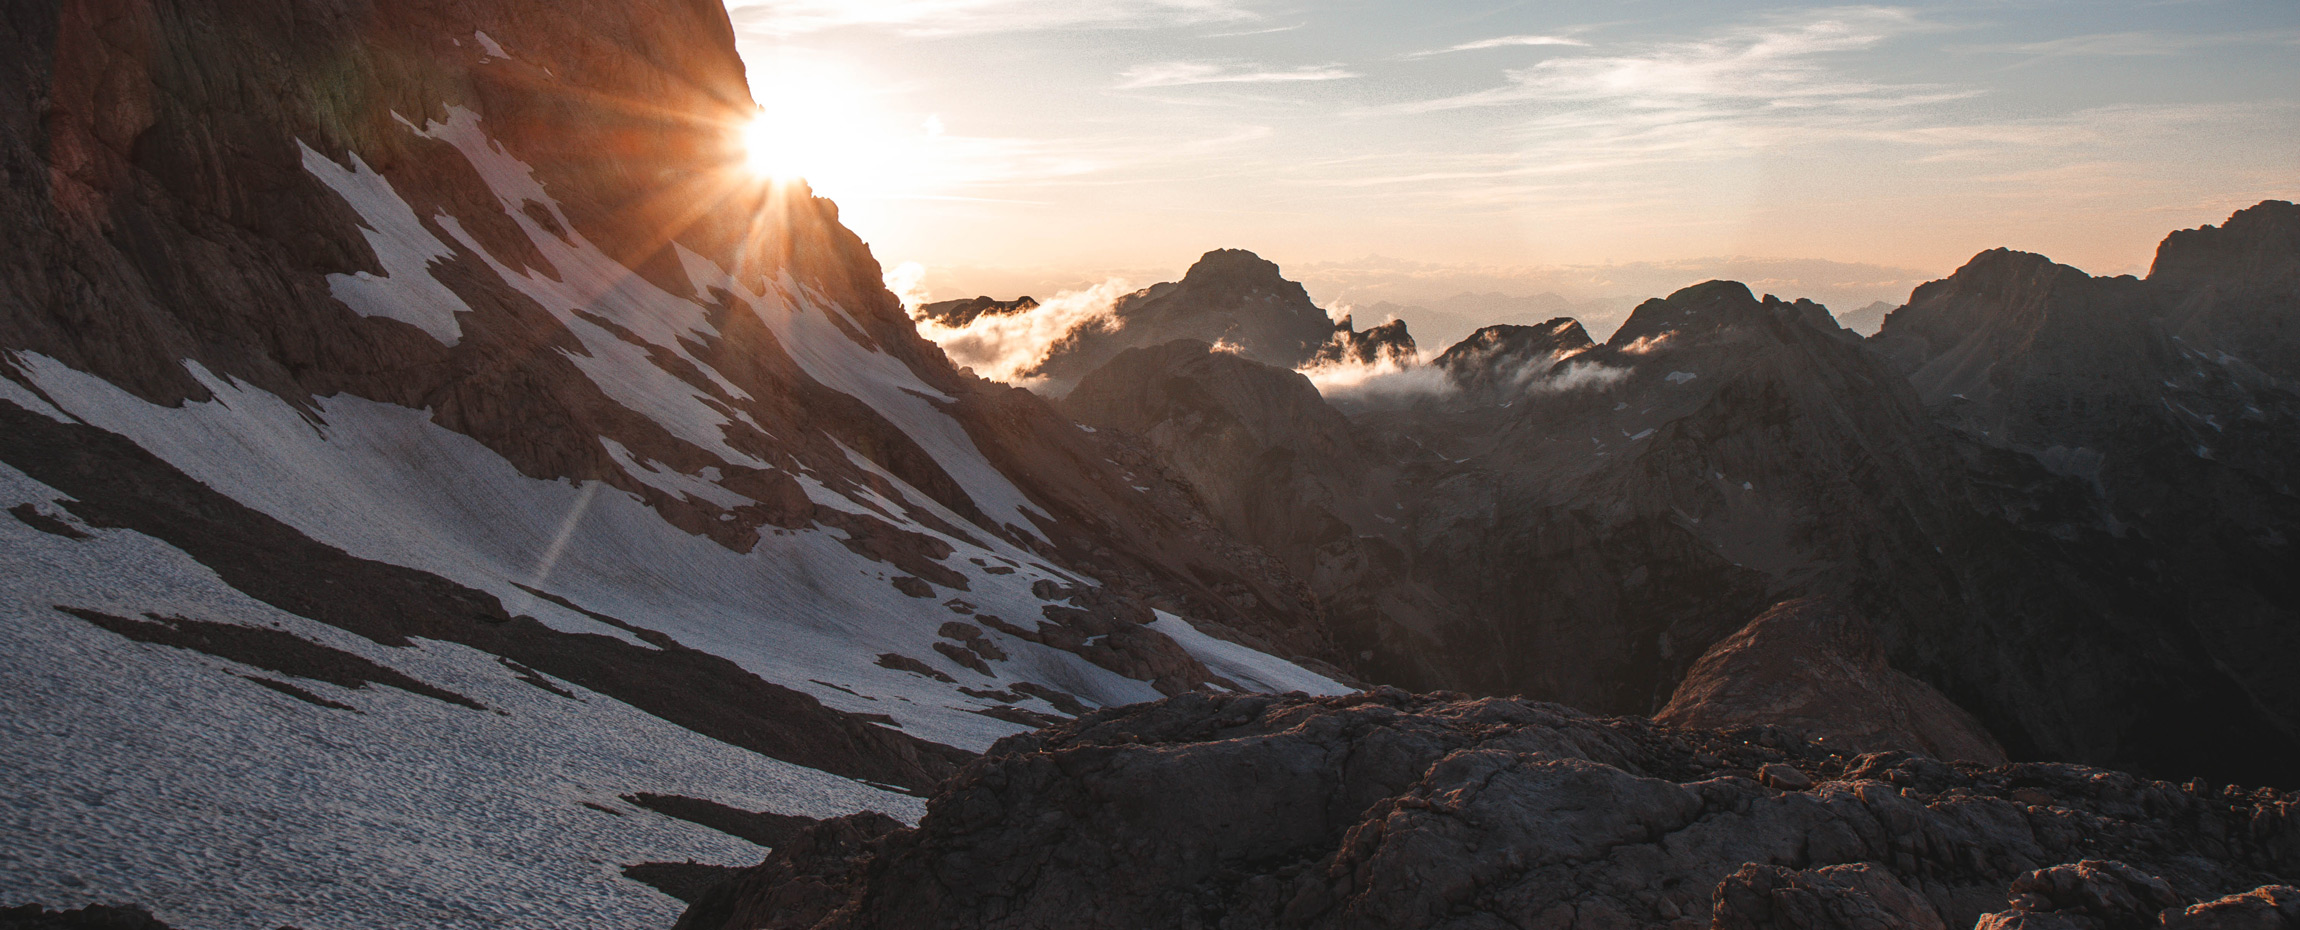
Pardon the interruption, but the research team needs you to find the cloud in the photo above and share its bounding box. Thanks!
[1962,30,2300,59]
[1116,61,1358,89]
[883,261,929,311]
[1401,7,1943,115]
[1200,23,1304,38]
[1536,360,1630,392]
[727,0,1255,37]
[1298,350,1628,405]
[1320,6,2042,215]
[912,277,1135,385]
[1297,354,1455,402]
[1405,34,1588,58]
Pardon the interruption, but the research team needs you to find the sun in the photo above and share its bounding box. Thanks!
[739,113,818,183]
[732,54,924,203]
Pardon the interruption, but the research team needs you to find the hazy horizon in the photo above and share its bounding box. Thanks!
[721,1,2299,324]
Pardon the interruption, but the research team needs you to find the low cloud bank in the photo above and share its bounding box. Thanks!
[910,278,1133,385]
[1299,349,1628,404]
[1298,354,1454,401]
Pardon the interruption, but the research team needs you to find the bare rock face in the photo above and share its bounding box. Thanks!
[681,690,2300,930]
[1657,597,2007,764]
[1974,860,2183,930]
[1712,863,1947,930]
[2161,885,2300,930]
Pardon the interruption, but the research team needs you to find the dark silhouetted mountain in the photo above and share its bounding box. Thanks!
[1355,292,1638,350]
[914,295,1039,328]
[1027,249,1410,389]
[1431,318,1595,395]
[1066,212,2300,785]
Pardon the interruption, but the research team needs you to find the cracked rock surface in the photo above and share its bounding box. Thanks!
[683,690,2299,930]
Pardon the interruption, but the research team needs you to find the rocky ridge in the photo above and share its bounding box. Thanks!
[681,690,2300,930]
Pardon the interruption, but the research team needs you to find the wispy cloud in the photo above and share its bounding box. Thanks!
[1201,23,1304,38]
[1405,33,1588,58]
[1116,61,1358,89]
[1362,5,1988,184]
[1401,7,1941,114]
[1962,29,2300,58]
[727,0,1256,37]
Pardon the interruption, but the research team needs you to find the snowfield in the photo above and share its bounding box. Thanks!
[0,462,921,930]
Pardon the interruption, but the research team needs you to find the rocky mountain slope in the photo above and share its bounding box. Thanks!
[1058,213,2300,786]
[0,1,1350,926]
[680,690,2300,930]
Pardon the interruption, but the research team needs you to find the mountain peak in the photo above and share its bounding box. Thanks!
[1607,280,1763,348]
[1665,279,1759,307]
[1181,248,1292,291]
[2149,199,2300,289]
[1024,249,1337,387]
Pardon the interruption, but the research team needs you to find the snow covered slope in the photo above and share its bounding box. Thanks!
[0,2,1346,926]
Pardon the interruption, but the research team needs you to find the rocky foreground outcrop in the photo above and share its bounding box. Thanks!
[1658,597,2007,766]
[679,690,2298,930]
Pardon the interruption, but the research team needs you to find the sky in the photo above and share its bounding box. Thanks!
[720,0,2300,334]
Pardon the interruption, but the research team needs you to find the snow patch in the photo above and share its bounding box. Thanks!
[599,437,755,510]
[676,247,1050,540]
[297,143,470,344]
[1147,612,1350,697]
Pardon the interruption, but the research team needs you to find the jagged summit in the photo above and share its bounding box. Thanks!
[1432,318,1593,394]
[2147,200,2300,383]
[1314,316,1416,366]
[1435,318,1594,365]
[2150,199,2300,288]
[1027,248,1405,389]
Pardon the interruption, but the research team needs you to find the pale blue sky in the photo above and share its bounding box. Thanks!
[723,0,2299,314]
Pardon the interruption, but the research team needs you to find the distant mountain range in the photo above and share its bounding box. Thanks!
[1044,202,2300,786]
